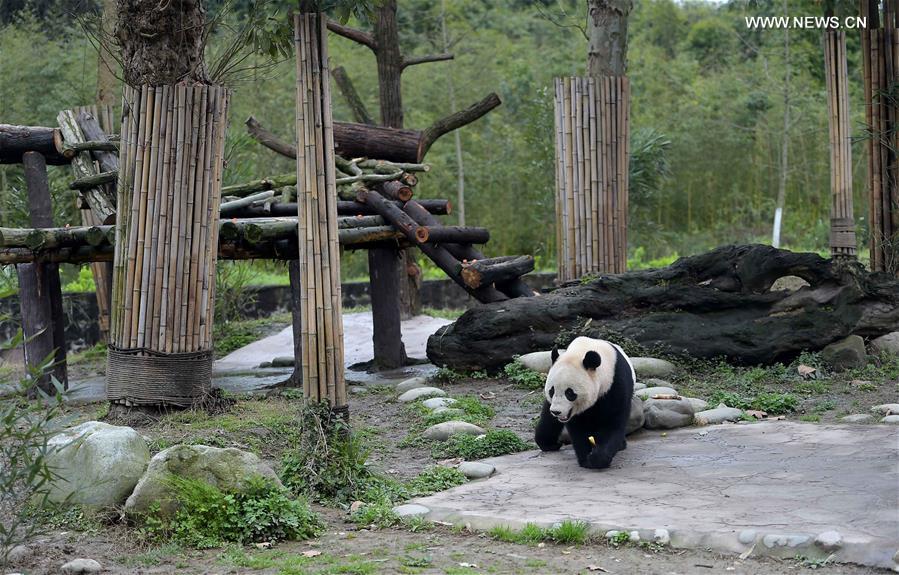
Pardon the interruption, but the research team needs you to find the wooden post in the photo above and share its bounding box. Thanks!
[825,30,857,260]
[554,76,629,282]
[295,10,347,410]
[21,151,67,388]
[287,259,303,387]
[16,263,54,392]
[368,248,407,369]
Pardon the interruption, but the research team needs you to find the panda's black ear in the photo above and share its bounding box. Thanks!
[582,350,602,371]
[551,347,560,364]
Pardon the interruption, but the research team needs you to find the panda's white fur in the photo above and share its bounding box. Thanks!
[544,336,634,423]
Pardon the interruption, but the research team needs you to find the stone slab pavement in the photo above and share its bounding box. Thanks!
[414,421,899,570]
[61,311,451,402]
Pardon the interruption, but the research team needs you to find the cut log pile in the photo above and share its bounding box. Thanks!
[0,114,537,304]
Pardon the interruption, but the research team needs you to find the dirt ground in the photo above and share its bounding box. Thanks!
[5,319,897,575]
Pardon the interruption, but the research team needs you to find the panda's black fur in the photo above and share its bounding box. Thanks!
[534,338,634,469]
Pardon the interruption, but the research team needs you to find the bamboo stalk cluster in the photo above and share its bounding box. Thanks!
[295,12,346,409]
[554,76,630,282]
[111,84,230,354]
[861,4,899,274]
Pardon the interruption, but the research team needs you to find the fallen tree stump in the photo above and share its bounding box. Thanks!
[426,245,899,371]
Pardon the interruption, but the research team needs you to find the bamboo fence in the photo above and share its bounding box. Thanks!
[824,31,858,260]
[553,76,629,282]
[295,11,347,410]
[107,83,230,406]
[861,1,899,273]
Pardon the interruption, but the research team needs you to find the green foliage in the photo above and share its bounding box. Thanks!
[421,395,495,427]
[708,390,798,414]
[431,430,531,460]
[487,521,590,545]
[503,360,546,390]
[143,476,320,548]
[627,247,680,270]
[608,530,632,548]
[404,466,466,498]
[432,367,465,384]
[0,339,65,563]
[549,520,590,544]
[61,265,96,293]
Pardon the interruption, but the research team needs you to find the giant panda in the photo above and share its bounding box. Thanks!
[534,336,635,469]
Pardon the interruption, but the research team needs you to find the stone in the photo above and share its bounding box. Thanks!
[633,382,646,391]
[871,332,899,355]
[635,386,678,400]
[392,503,429,518]
[6,545,31,565]
[46,421,150,507]
[398,387,446,403]
[431,407,464,417]
[881,415,899,424]
[458,461,495,479]
[641,378,672,387]
[60,558,102,574]
[738,530,757,545]
[349,386,368,394]
[820,335,867,372]
[653,528,670,544]
[871,404,899,416]
[694,406,743,425]
[422,397,457,410]
[815,530,842,551]
[270,356,295,368]
[396,377,429,394]
[422,421,486,441]
[841,414,874,423]
[517,351,556,374]
[125,444,281,518]
[643,397,695,430]
[630,357,676,379]
[685,397,709,412]
[257,361,271,368]
[628,530,641,542]
[626,397,645,434]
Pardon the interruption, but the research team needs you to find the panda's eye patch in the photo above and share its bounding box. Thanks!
[565,388,577,401]
[548,386,555,398]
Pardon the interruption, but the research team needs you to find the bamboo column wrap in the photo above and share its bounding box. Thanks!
[107,84,230,406]
[861,8,899,274]
[824,31,857,260]
[553,76,629,282]
[295,12,347,410]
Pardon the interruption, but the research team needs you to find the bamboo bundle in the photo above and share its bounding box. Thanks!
[824,31,857,260]
[553,76,629,282]
[107,83,230,407]
[295,11,346,409]
[862,2,899,274]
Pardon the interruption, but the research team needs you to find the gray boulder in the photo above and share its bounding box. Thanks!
[630,357,676,378]
[633,382,646,391]
[396,377,429,394]
[685,397,709,412]
[694,405,743,425]
[870,403,899,416]
[643,397,695,430]
[517,351,557,374]
[46,421,150,507]
[422,397,456,410]
[881,415,899,424]
[61,558,102,575]
[458,461,495,479]
[124,444,281,518]
[871,332,899,355]
[270,356,295,368]
[626,397,645,434]
[422,421,485,441]
[840,414,873,423]
[641,378,672,387]
[635,386,678,400]
[820,335,867,371]
[398,386,446,403]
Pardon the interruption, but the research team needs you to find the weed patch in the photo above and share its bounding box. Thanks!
[431,430,531,460]
[503,360,546,390]
[404,466,466,497]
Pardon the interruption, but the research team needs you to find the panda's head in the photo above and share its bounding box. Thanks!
[544,336,620,423]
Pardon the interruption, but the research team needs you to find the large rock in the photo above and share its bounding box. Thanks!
[46,421,150,508]
[626,397,645,434]
[643,397,695,430]
[870,403,899,416]
[396,377,429,394]
[421,421,485,441]
[124,444,281,518]
[517,351,557,374]
[630,358,676,379]
[422,397,457,410]
[398,387,446,403]
[458,461,495,479]
[821,335,867,371]
[685,397,709,412]
[635,386,678,400]
[871,332,899,355]
[61,558,102,574]
[694,405,743,425]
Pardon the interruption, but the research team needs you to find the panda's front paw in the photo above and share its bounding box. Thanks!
[537,440,562,452]
[584,450,614,469]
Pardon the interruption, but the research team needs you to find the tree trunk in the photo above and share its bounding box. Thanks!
[332,66,374,125]
[96,0,119,106]
[441,0,465,226]
[375,0,404,129]
[427,245,899,371]
[587,0,632,76]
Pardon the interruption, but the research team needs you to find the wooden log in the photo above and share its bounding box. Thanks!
[0,124,66,165]
[426,245,899,371]
[220,190,276,217]
[356,188,428,243]
[376,180,413,202]
[69,170,118,191]
[76,111,119,173]
[232,198,449,218]
[421,226,489,245]
[61,140,119,157]
[460,255,535,289]
[16,263,56,393]
[57,110,117,224]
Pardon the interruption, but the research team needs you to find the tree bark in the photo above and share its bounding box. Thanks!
[0,125,66,165]
[460,255,534,289]
[587,0,632,76]
[374,0,404,129]
[96,0,119,106]
[332,66,375,125]
[426,245,899,371]
[368,248,408,369]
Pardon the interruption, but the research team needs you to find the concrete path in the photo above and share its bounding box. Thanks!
[414,421,899,570]
[63,311,451,402]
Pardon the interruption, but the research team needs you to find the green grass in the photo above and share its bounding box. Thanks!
[67,342,108,365]
[707,390,798,414]
[503,359,546,390]
[404,466,467,497]
[799,414,821,422]
[487,521,590,545]
[119,543,184,568]
[349,501,399,529]
[416,395,495,428]
[213,312,292,357]
[431,430,532,460]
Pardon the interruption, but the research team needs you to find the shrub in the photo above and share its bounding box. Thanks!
[503,360,546,390]
[431,430,531,460]
[348,501,399,529]
[143,476,320,548]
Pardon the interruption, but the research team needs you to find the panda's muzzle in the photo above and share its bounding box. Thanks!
[550,408,570,423]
